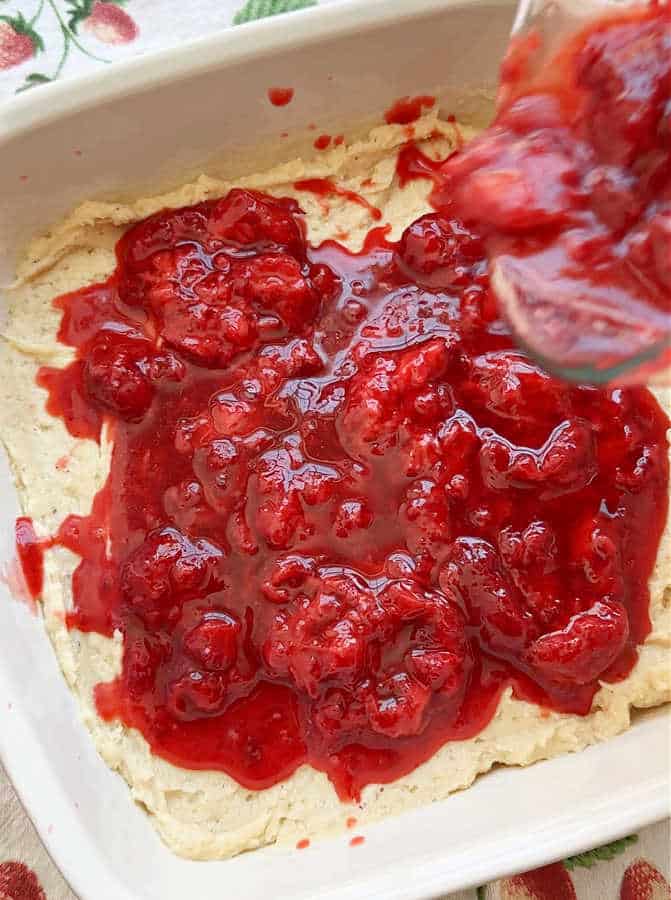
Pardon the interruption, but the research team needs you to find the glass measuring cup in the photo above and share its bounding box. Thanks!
[490,0,671,386]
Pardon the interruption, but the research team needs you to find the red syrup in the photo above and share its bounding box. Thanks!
[268,88,294,107]
[30,12,670,800]
[14,517,47,600]
[385,96,436,125]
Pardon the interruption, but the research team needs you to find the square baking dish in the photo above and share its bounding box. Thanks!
[1,1,669,897]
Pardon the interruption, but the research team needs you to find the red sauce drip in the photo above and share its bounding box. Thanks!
[294,178,382,221]
[439,4,671,378]
[346,816,357,829]
[395,144,449,189]
[314,134,332,151]
[296,838,310,850]
[268,88,294,107]
[31,13,671,802]
[385,95,436,126]
[350,835,365,847]
[15,517,46,600]
[334,135,345,146]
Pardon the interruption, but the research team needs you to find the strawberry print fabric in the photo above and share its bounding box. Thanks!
[0,0,329,96]
[0,2,669,898]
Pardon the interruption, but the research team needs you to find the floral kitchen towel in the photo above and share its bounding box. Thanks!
[0,0,334,96]
[1,2,670,899]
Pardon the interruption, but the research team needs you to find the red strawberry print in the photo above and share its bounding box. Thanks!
[0,862,46,900]
[84,1,138,45]
[620,859,671,900]
[500,862,577,900]
[0,16,43,70]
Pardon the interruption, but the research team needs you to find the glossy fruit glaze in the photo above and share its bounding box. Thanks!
[441,4,671,378]
[27,11,669,802]
[14,517,45,599]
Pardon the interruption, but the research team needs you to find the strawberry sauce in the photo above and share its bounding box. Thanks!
[14,518,45,600]
[29,9,669,802]
[267,88,294,107]
[385,95,436,125]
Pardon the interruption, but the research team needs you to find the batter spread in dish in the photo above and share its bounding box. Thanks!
[1,7,670,860]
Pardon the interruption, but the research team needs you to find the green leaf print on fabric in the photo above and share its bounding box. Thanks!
[233,0,317,26]
[564,835,639,871]
[14,0,138,92]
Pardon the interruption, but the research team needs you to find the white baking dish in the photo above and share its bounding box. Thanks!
[0,1,669,897]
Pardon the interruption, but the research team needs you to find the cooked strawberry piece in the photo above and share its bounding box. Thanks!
[312,688,370,739]
[443,127,579,231]
[123,634,168,700]
[333,498,373,538]
[402,478,451,566]
[526,600,629,684]
[209,393,257,436]
[385,582,472,697]
[114,193,323,370]
[183,612,240,671]
[166,670,228,720]
[264,572,385,697]
[260,554,317,604]
[242,254,319,330]
[309,261,342,303]
[463,351,571,430]
[83,335,154,421]
[251,441,344,550]
[208,189,303,254]
[479,420,597,499]
[117,205,214,306]
[120,528,226,626]
[569,512,624,603]
[576,18,671,166]
[498,521,564,628]
[339,338,453,460]
[160,293,257,368]
[365,672,431,738]
[442,538,539,656]
[397,214,485,285]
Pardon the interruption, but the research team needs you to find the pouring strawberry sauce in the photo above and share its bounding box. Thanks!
[25,5,669,801]
[445,3,671,382]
